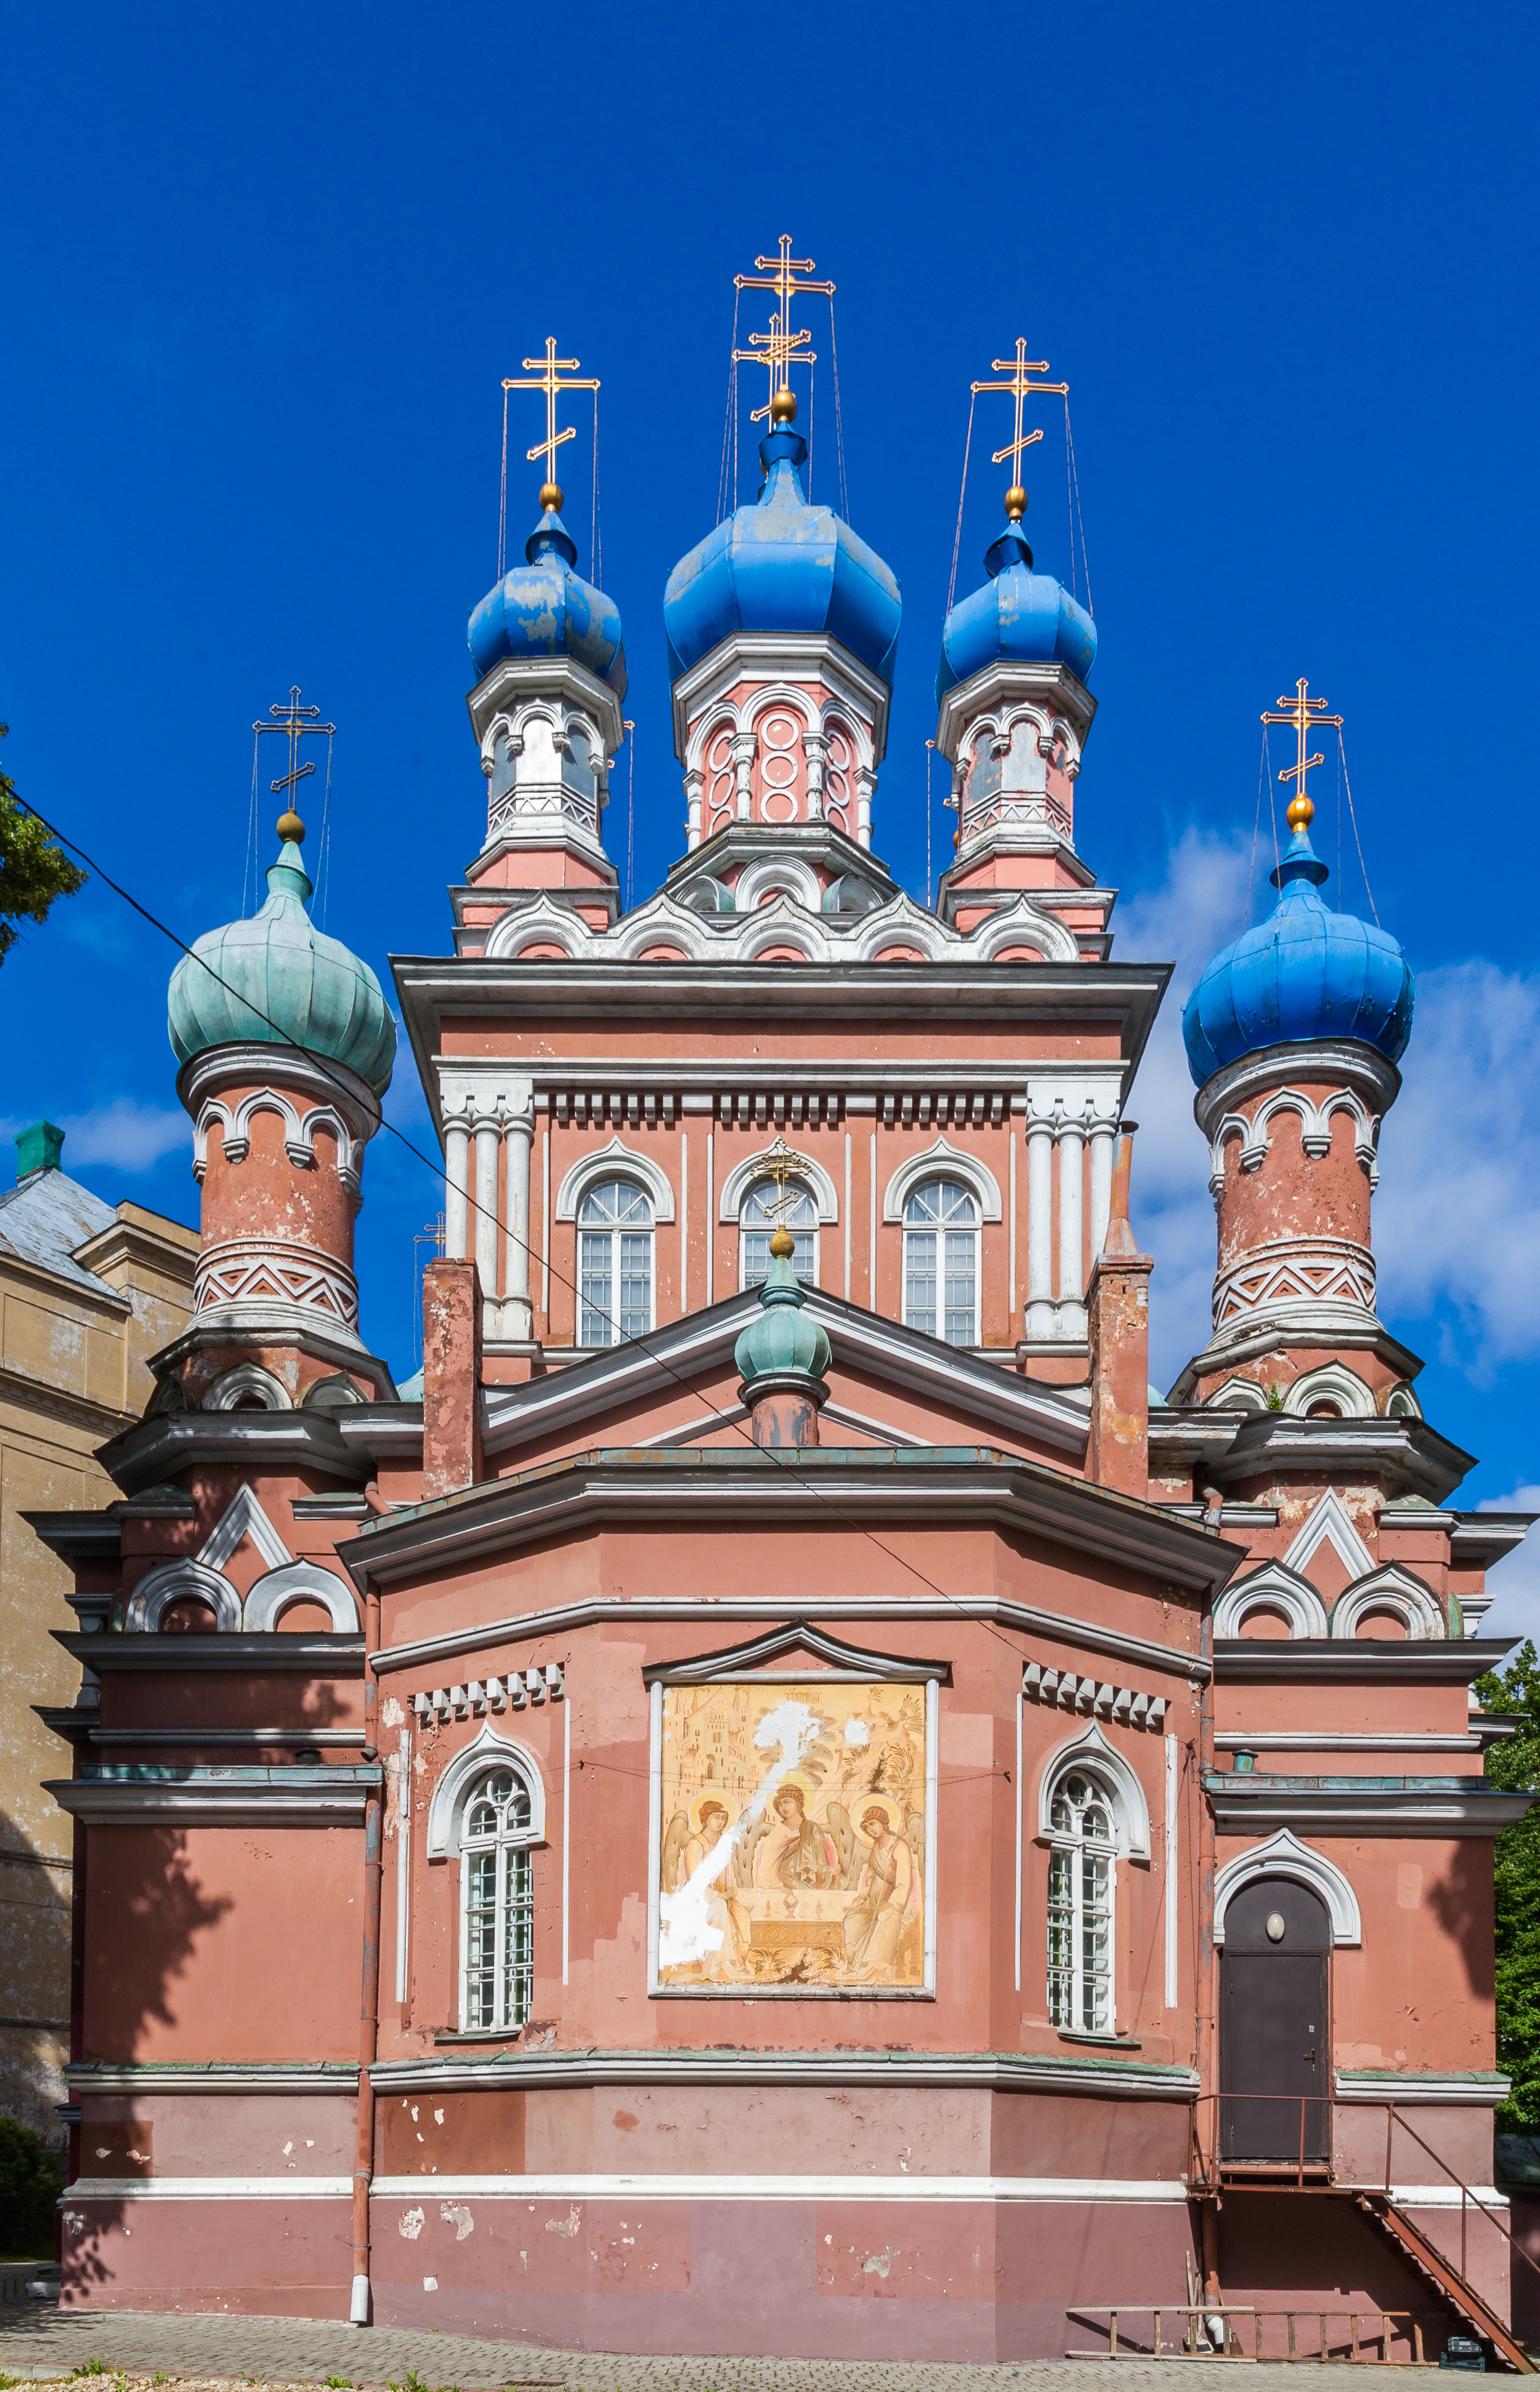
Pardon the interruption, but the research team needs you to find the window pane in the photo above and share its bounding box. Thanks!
[942,1227,976,1346]
[618,1232,652,1338]
[904,1177,978,1229]
[579,1229,612,1347]
[462,1780,535,2033]
[578,1178,653,1228]
[905,1228,938,1335]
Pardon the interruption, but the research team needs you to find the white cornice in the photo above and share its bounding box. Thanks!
[669,630,891,766]
[1192,1039,1401,1136]
[364,1592,1212,1688]
[367,2046,1198,2101]
[466,651,626,754]
[934,657,1097,765]
[175,1044,382,1138]
[47,1764,381,1826]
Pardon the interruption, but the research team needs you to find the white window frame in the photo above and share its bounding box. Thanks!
[458,1759,540,2033]
[1045,1762,1119,2035]
[902,1178,979,1346]
[737,1174,821,1290]
[577,1176,655,1348]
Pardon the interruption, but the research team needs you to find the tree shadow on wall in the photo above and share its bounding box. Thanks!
[1426,1847,1497,2004]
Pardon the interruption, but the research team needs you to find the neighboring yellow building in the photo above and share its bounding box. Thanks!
[0,1120,197,2143]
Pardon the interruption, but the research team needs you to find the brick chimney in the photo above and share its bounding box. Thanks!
[1087,1126,1153,1499]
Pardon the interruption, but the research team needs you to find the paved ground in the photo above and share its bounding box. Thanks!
[0,2308,1473,2391]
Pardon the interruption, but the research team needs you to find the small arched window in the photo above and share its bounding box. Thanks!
[460,1764,537,2032]
[1047,1768,1118,2033]
[577,1178,654,1348]
[902,1178,979,1346]
[740,1177,818,1288]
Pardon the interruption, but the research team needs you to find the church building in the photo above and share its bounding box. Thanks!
[30,248,1538,2363]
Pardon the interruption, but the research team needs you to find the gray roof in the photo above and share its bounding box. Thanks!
[0,1168,118,1296]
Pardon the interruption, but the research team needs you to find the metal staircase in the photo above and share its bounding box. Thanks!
[1355,2192,1533,2374]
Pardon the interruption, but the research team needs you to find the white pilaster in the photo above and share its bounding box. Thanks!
[1088,1115,1118,1264]
[502,1108,534,1340]
[1056,1105,1087,1336]
[444,1107,472,1263]
[474,1111,501,1301]
[1025,1112,1055,1339]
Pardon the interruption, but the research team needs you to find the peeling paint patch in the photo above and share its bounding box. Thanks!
[861,2247,896,2277]
[398,2206,425,2240]
[545,2205,581,2237]
[423,2275,437,2292]
[440,2202,474,2240]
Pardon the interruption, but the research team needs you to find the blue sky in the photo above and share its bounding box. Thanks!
[3,2,1537,1620]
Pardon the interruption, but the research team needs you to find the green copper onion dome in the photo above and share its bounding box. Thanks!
[734,1231,832,1392]
[168,820,396,1096]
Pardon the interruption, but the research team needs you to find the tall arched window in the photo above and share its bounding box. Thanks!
[578,1178,654,1347]
[1046,1767,1117,2033]
[460,1763,537,2032]
[902,1179,978,1346]
[740,1177,818,1288]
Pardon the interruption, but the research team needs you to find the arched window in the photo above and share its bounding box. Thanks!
[577,1178,654,1348]
[1046,1767,1117,2033]
[902,1179,978,1346]
[740,1177,818,1288]
[460,1763,537,2032]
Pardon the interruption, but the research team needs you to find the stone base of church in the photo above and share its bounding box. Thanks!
[60,2186,1196,2358]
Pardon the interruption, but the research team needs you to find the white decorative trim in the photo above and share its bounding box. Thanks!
[1214,1561,1331,1641]
[965,893,1080,965]
[1212,1828,1361,1945]
[193,1089,362,1188]
[195,1238,360,1330]
[733,855,824,914]
[717,1142,839,1225]
[1208,1375,1270,1412]
[200,1485,291,1574]
[1212,1237,1377,1330]
[1331,1564,1446,1641]
[1036,1721,1152,1861]
[882,1135,1003,1224]
[1207,1084,1381,1191]
[845,892,950,964]
[482,895,593,962]
[124,1558,241,1634]
[1284,1488,1375,1585]
[1282,1360,1378,1419]
[554,1134,676,1224]
[729,897,832,964]
[1023,1662,1169,1731]
[368,2171,1189,2205]
[605,892,713,963]
[424,1721,547,1858]
[66,2177,354,2202]
[203,1362,292,1413]
[243,1558,359,1634]
[1335,2073,1512,2107]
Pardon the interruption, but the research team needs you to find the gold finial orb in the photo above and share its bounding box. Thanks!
[275,809,306,846]
[768,1225,796,1260]
[1004,484,1029,521]
[1286,793,1315,832]
[539,481,564,514]
[769,386,798,426]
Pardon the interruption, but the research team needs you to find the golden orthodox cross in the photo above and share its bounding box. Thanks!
[761,1137,801,1228]
[502,337,600,501]
[972,340,1069,515]
[1262,678,1343,830]
[254,687,334,832]
[734,236,834,415]
[734,317,817,425]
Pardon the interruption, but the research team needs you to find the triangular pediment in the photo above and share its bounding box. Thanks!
[481,1284,1088,1469]
[642,1618,950,1686]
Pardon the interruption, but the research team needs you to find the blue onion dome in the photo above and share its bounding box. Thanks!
[468,497,626,696]
[169,818,396,1097]
[663,406,901,685]
[734,1231,832,1389]
[1182,821,1414,1089]
[936,505,1096,702]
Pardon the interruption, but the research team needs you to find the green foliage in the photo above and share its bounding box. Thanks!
[0,725,86,963]
[71,2361,108,2378]
[0,2114,62,2258]
[1477,1640,1540,2130]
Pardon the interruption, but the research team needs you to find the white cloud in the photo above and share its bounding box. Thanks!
[1475,1487,1540,1649]
[1113,836,1540,1393]
[0,1101,190,1176]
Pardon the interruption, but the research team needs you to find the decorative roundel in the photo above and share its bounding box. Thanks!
[1266,1911,1286,1942]
[757,712,801,824]
[707,725,736,838]
[824,723,852,834]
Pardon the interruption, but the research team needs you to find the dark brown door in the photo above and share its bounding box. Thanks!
[1220,1876,1329,2160]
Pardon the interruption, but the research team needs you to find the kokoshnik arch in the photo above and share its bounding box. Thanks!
[27,240,1537,2363]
